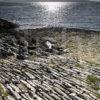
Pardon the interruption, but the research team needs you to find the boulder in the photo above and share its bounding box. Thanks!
[4,36,17,47]
[0,47,8,58]
[0,18,19,30]
[17,47,28,59]
[0,47,15,58]
[17,41,29,60]
[18,38,28,46]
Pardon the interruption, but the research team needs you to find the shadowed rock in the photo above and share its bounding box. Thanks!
[0,18,19,31]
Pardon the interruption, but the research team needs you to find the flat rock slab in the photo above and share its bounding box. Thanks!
[0,55,99,100]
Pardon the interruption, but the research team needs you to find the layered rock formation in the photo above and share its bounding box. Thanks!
[0,55,99,100]
[0,19,100,100]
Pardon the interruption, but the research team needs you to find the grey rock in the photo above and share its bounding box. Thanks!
[0,18,18,30]
[17,45,28,60]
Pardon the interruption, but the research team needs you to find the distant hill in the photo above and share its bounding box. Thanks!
[0,2,29,6]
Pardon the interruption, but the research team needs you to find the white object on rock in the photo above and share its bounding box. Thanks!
[45,41,52,49]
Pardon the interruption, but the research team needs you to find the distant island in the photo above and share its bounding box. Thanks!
[0,2,29,6]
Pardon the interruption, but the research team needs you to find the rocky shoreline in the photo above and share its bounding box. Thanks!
[0,19,100,100]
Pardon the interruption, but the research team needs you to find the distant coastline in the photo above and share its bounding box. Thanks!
[1,2,100,31]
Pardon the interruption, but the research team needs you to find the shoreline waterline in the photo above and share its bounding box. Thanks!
[18,26,100,32]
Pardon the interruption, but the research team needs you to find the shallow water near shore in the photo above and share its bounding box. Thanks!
[0,2,100,31]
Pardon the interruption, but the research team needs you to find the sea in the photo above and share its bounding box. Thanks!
[0,2,100,31]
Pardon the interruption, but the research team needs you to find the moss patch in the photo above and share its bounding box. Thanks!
[86,75,100,90]
[65,41,77,49]
[0,83,8,97]
[75,63,84,68]
[29,51,37,60]
[87,61,100,67]
[0,59,5,64]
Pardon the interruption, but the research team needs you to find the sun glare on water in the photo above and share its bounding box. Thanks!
[31,2,73,13]
[43,2,61,11]
[39,2,67,12]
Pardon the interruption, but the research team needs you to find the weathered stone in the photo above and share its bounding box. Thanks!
[18,83,28,92]
[0,18,18,30]
[9,83,21,93]
[21,80,35,92]
[25,72,35,79]
[4,95,15,100]
[6,84,21,100]
[0,48,98,100]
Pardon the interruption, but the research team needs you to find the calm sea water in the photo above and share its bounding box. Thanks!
[0,2,100,31]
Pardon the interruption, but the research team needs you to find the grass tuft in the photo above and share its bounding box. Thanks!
[86,75,100,90]
[75,63,84,68]
[0,83,8,97]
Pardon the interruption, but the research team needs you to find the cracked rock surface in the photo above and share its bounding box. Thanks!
[0,55,99,100]
[0,19,100,100]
